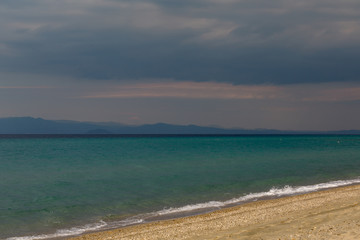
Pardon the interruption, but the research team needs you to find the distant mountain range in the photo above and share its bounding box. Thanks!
[0,117,359,134]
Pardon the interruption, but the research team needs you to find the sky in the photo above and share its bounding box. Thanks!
[1,0,360,131]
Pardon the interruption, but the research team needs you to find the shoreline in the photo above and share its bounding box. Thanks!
[69,184,360,240]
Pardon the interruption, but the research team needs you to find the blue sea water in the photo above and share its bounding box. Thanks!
[1,135,360,239]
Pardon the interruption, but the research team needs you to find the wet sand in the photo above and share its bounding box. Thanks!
[70,184,360,240]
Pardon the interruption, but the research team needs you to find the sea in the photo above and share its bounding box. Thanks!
[1,134,360,239]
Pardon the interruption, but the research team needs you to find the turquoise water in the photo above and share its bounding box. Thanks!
[1,135,360,239]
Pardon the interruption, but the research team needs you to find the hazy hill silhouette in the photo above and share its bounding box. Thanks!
[0,117,359,134]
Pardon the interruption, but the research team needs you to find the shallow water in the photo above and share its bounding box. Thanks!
[1,135,360,239]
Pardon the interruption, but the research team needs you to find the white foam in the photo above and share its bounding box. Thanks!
[6,221,107,240]
[105,218,144,228]
[155,178,360,216]
[8,178,360,240]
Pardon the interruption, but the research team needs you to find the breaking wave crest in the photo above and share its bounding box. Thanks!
[8,178,360,240]
[6,221,108,240]
[156,178,360,216]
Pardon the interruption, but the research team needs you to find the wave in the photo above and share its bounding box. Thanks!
[155,178,360,216]
[6,218,145,240]
[8,177,360,240]
[6,221,108,240]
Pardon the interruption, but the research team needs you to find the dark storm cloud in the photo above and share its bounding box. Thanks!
[1,0,360,84]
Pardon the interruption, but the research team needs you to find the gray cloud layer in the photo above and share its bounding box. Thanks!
[1,0,360,84]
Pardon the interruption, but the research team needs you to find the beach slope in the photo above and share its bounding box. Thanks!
[70,184,360,240]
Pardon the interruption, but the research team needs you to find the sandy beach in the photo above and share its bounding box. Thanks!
[70,184,360,240]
